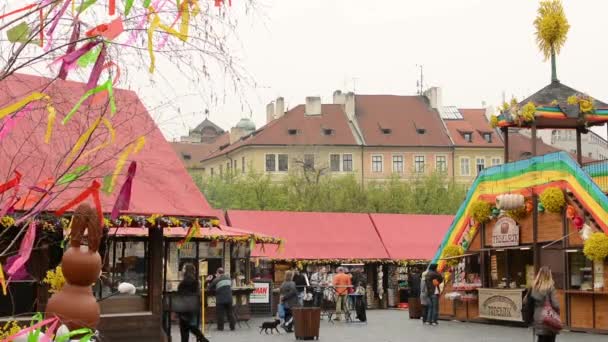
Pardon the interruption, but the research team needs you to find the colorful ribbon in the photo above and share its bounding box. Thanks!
[7,220,36,278]
[0,3,37,20]
[55,180,103,225]
[125,0,152,15]
[0,171,22,195]
[111,161,137,220]
[53,41,101,75]
[62,78,116,124]
[86,16,124,41]
[0,103,32,142]
[58,21,81,80]
[0,93,56,144]
[85,44,107,92]
[105,136,145,193]
[0,263,6,296]
[3,314,59,342]
[57,165,91,185]
[178,219,201,249]
[44,0,72,51]
[13,178,54,211]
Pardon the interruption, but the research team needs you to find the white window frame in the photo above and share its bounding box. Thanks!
[491,157,502,166]
[435,154,448,173]
[371,155,383,173]
[329,153,341,172]
[392,154,404,174]
[278,154,289,172]
[413,155,425,173]
[343,154,353,172]
[264,153,277,172]
[476,157,486,174]
[460,157,471,176]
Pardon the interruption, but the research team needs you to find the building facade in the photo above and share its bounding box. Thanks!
[517,128,608,160]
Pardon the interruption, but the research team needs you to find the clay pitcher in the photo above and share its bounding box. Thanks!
[46,204,102,331]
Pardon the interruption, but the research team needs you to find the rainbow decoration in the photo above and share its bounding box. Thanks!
[432,152,608,271]
[584,160,608,193]
[497,106,608,127]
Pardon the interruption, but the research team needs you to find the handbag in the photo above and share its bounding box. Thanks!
[170,294,200,313]
[278,303,286,319]
[541,297,562,331]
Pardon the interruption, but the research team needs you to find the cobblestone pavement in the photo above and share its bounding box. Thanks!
[172,310,601,342]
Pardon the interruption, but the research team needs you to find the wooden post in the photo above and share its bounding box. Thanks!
[201,276,206,334]
[148,226,163,315]
[531,123,540,272]
[502,127,509,163]
[576,127,583,165]
[531,124,537,157]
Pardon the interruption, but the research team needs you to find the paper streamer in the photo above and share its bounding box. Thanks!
[0,171,22,195]
[77,0,99,14]
[85,44,107,91]
[106,136,145,193]
[13,178,54,211]
[109,0,116,15]
[0,3,37,20]
[0,263,7,296]
[86,16,124,40]
[63,116,102,164]
[62,78,116,124]
[102,61,121,85]
[7,21,32,44]
[110,161,136,220]
[44,0,72,51]
[125,0,152,15]
[0,93,55,144]
[178,219,200,249]
[78,45,101,68]
[124,0,167,46]
[7,220,36,277]
[0,103,31,142]
[57,165,91,185]
[58,22,81,80]
[53,41,101,74]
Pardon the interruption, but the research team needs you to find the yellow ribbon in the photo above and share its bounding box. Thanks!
[81,118,116,158]
[64,116,103,166]
[0,263,6,296]
[107,136,145,193]
[146,0,199,73]
[0,92,56,144]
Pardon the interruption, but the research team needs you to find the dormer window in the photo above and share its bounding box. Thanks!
[182,154,191,160]
[483,132,492,143]
[288,129,298,135]
[463,132,473,142]
[416,128,426,135]
[322,128,334,136]
[381,128,392,135]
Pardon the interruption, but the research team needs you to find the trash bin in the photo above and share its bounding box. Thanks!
[292,307,321,340]
[408,297,422,319]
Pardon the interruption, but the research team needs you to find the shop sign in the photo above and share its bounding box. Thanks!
[478,288,523,322]
[250,281,270,304]
[492,217,519,247]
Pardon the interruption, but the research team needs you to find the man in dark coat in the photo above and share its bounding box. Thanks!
[208,268,235,331]
[424,264,443,325]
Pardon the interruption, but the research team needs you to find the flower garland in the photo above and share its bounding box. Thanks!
[0,321,21,340]
[469,200,492,224]
[567,94,595,114]
[519,102,536,123]
[583,232,608,261]
[271,258,427,266]
[539,187,565,213]
[0,216,15,229]
[443,244,464,267]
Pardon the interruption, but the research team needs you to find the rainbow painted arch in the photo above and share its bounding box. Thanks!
[496,106,608,127]
[432,152,608,271]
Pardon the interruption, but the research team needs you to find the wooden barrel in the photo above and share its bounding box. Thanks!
[292,307,321,340]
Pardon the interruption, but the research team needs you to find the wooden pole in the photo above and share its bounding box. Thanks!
[201,275,206,334]
[502,127,509,163]
[576,127,583,165]
[531,123,539,272]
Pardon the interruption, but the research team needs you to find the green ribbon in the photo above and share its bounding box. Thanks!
[57,165,91,185]
[27,312,43,342]
[55,327,95,342]
[77,46,102,68]
[7,21,32,44]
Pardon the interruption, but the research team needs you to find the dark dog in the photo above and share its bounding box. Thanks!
[259,319,281,334]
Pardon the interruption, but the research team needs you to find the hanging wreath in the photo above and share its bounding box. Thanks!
[470,201,492,224]
[583,233,608,262]
[539,187,565,213]
[443,245,464,267]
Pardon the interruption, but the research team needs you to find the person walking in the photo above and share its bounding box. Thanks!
[280,270,300,332]
[208,268,235,331]
[293,268,307,306]
[332,267,352,321]
[177,264,209,342]
[420,270,429,323]
[424,264,443,326]
[529,266,560,342]
[310,266,329,307]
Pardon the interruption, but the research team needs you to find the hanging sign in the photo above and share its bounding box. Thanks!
[478,288,524,322]
[492,216,519,247]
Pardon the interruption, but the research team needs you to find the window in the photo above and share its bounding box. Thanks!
[233,159,237,171]
[491,157,502,166]
[476,157,485,173]
[436,155,447,173]
[211,168,214,176]
[414,156,425,173]
[288,129,298,135]
[371,155,383,173]
[392,155,403,173]
[343,154,353,172]
[330,154,341,172]
[265,154,276,172]
[568,251,593,290]
[227,162,230,172]
[460,157,470,176]
[278,154,289,172]
[464,132,473,142]
[416,128,426,135]
[182,154,191,160]
[483,133,492,143]
[304,154,315,171]
[219,164,223,176]
[323,128,334,136]
[381,128,392,135]
[242,157,245,173]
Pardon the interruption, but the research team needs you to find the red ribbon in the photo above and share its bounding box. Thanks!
[0,171,22,195]
[55,180,104,225]
[0,3,37,20]
[111,161,136,220]
[58,22,81,80]
[86,44,107,91]
[109,0,116,15]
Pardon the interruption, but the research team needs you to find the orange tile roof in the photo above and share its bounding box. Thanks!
[445,109,504,147]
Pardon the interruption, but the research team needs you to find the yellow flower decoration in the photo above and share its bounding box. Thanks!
[534,0,570,60]
[119,215,133,227]
[579,99,595,114]
[60,218,70,230]
[567,95,579,105]
[443,244,464,267]
[146,214,162,225]
[169,217,181,226]
[42,221,56,232]
[43,266,66,293]
[550,100,558,106]
[583,232,608,262]
[539,187,565,213]
[490,115,499,128]
[0,321,21,340]
[469,200,492,224]
[103,218,112,228]
[0,216,15,228]
[500,101,511,112]
[506,207,528,221]
[520,102,536,123]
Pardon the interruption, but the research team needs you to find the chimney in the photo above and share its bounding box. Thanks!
[266,101,275,124]
[485,105,495,121]
[423,86,442,109]
[345,92,355,121]
[333,90,346,104]
[305,96,322,116]
[229,127,246,144]
[275,97,285,119]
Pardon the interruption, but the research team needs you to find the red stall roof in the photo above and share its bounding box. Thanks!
[227,210,390,260]
[369,213,454,260]
[0,74,213,217]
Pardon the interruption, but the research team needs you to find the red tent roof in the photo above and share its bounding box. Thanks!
[0,74,213,217]
[369,213,454,260]
[227,210,389,260]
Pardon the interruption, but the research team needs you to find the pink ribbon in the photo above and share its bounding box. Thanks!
[44,0,72,51]
[111,161,136,220]
[0,104,32,142]
[58,21,81,80]
[53,41,101,73]
[85,43,107,91]
[123,0,167,46]
[7,220,36,278]
[3,316,59,342]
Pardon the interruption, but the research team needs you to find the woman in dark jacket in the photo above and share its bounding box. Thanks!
[530,266,560,342]
[178,264,209,342]
[280,270,299,332]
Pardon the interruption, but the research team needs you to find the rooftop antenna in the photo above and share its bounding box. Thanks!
[204,109,209,118]
[416,64,424,95]
[352,77,359,93]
